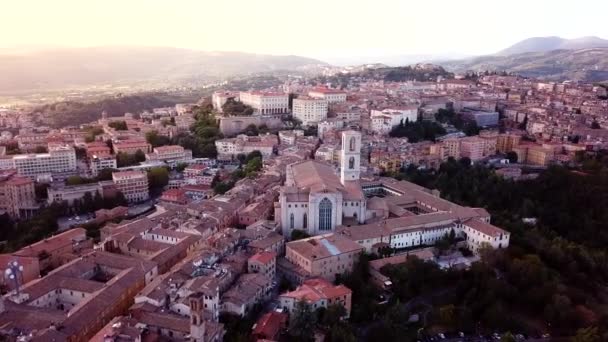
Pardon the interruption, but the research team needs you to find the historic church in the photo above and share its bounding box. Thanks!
[278,130,367,237]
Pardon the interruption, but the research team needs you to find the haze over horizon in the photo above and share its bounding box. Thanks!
[2,0,608,63]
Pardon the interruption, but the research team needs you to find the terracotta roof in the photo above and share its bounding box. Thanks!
[463,218,507,237]
[249,251,276,265]
[287,233,364,260]
[280,277,351,302]
[252,311,287,339]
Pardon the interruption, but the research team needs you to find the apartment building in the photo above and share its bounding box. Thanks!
[308,88,348,103]
[239,91,289,115]
[248,251,277,279]
[112,171,150,203]
[496,132,522,153]
[292,96,328,126]
[0,170,37,219]
[279,278,352,318]
[215,134,278,160]
[11,144,77,179]
[146,145,193,163]
[282,233,364,283]
[113,139,152,155]
[46,182,104,205]
[370,106,420,134]
[90,155,117,177]
[460,136,486,161]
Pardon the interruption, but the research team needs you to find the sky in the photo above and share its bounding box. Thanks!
[1,0,607,61]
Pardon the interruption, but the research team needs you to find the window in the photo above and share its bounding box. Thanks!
[303,213,308,229]
[349,156,355,169]
[290,213,294,229]
[319,198,332,231]
[349,136,356,151]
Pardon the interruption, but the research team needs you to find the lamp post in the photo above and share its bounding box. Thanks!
[5,260,24,295]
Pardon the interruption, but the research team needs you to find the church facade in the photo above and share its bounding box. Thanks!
[278,131,366,238]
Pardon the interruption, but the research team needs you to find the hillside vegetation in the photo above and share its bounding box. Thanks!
[35,93,199,128]
[442,48,608,82]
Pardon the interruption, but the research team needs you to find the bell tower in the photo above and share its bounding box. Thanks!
[189,293,207,342]
[340,130,361,184]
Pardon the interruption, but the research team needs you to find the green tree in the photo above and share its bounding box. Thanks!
[147,167,169,189]
[320,304,346,327]
[291,229,310,241]
[134,149,146,163]
[175,162,188,172]
[501,332,516,342]
[289,301,317,342]
[34,146,48,153]
[572,327,601,342]
[108,120,128,130]
[146,130,171,147]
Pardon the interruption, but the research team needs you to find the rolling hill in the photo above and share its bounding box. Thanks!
[0,46,326,93]
[498,36,608,55]
[441,48,608,82]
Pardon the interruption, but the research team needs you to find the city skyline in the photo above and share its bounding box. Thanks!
[2,0,607,61]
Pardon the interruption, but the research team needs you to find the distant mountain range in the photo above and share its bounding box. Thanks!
[437,36,608,82]
[0,46,326,94]
[497,36,608,55]
[441,48,608,82]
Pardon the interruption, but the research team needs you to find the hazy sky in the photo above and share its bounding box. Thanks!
[2,0,607,59]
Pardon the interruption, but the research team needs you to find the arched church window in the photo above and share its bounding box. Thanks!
[318,198,332,231]
[303,213,308,229]
[349,137,356,151]
[290,213,294,229]
[349,157,355,169]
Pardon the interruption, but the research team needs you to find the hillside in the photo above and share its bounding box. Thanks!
[441,48,608,82]
[34,92,200,128]
[0,46,326,93]
[321,64,453,86]
[498,36,608,55]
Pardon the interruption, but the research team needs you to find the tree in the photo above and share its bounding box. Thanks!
[147,167,169,189]
[291,229,310,241]
[108,121,128,130]
[591,121,601,129]
[34,146,48,153]
[320,304,346,327]
[501,332,516,342]
[222,98,254,116]
[572,327,601,342]
[175,162,188,172]
[66,175,93,186]
[439,304,456,327]
[244,157,262,178]
[146,130,171,147]
[242,124,259,136]
[134,150,146,163]
[289,301,317,342]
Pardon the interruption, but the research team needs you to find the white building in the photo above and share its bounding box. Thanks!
[112,171,150,203]
[370,106,419,135]
[292,96,328,126]
[308,88,348,103]
[215,134,278,160]
[146,145,193,164]
[239,91,289,115]
[212,91,239,113]
[11,144,77,179]
[90,156,117,177]
[47,182,104,205]
[278,130,365,237]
